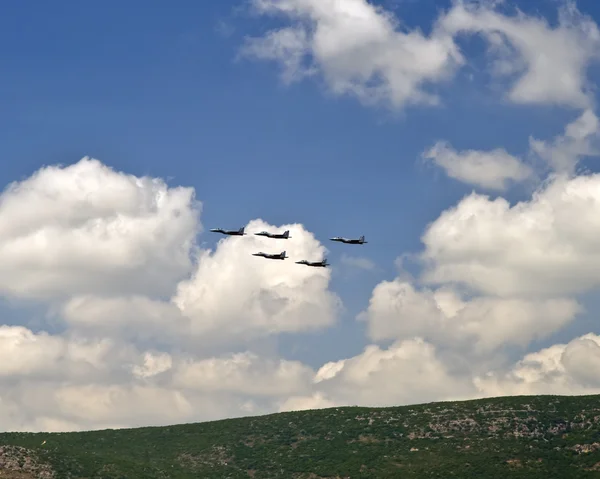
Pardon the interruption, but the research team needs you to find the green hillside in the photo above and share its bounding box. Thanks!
[1,395,600,478]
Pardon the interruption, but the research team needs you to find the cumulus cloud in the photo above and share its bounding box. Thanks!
[289,338,474,409]
[39,192,341,346]
[530,109,600,174]
[172,219,341,342]
[0,325,190,430]
[0,325,138,382]
[132,351,173,379]
[172,352,314,397]
[283,332,600,411]
[422,140,533,190]
[419,173,600,298]
[0,157,348,431]
[0,158,200,301]
[0,324,320,431]
[441,0,600,108]
[0,326,66,377]
[4,0,600,431]
[475,333,600,396]
[60,295,190,346]
[354,92,600,406]
[5,153,596,431]
[360,280,580,354]
[60,218,342,348]
[51,384,195,430]
[241,0,464,108]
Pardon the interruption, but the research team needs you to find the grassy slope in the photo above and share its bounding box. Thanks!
[1,395,600,478]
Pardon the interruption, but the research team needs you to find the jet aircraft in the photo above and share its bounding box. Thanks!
[330,235,367,244]
[252,251,287,260]
[254,230,291,239]
[295,258,329,267]
[210,227,245,236]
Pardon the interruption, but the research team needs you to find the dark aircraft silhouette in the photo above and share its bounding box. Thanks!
[330,235,367,244]
[210,226,245,236]
[254,230,291,239]
[252,251,287,260]
[295,258,329,267]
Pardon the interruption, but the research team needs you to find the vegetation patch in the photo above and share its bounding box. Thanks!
[1,395,600,478]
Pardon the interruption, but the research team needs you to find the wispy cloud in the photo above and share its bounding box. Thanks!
[341,254,377,271]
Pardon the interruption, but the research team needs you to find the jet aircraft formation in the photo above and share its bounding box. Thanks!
[209,227,367,267]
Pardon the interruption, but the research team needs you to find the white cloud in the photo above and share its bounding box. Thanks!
[241,0,464,108]
[475,333,600,396]
[0,325,190,430]
[361,280,580,354]
[242,0,600,110]
[422,140,533,190]
[51,384,195,430]
[305,338,475,407]
[419,173,600,298]
[0,326,65,377]
[340,254,376,271]
[4,149,596,431]
[0,324,318,431]
[225,1,600,422]
[132,351,173,379]
[530,109,600,174]
[441,0,600,108]
[352,102,600,407]
[0,325,137,382]
[241,26,316,84]
[0,158,200,301]
[5,0,600,432]
[282,332,600,412]
[278,392,337,412]
[60,295,190,345]
[172,219,341,342]
[172,352,314,396]
[424,109,600,186]
[8,318,599,431]
[0,157,347,431]
[39,203,340,347]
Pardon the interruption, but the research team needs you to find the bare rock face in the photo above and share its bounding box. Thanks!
[0,446,55,479]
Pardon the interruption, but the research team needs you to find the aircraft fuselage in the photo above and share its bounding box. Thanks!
[253,252,286,260]
[210,228,245,236]
[330,237,367,244]
[255,231,291,239]
[296,260,328,267]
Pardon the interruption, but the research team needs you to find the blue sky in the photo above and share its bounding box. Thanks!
[2,0,600,430]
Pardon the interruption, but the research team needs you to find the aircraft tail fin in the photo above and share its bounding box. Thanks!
[360,235,365,242]
[283,230,290,238]
[239,227,245,234]
[282,251,287,257]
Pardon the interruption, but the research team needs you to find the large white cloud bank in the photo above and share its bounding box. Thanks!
[4,0,600,432]
[4,151,600,432]
[0,158,344,431]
